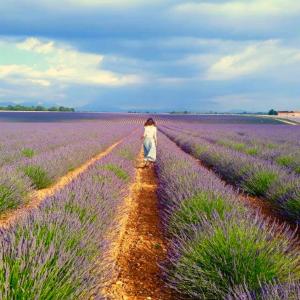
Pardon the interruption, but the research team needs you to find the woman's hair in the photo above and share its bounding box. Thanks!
[144,118,156,126]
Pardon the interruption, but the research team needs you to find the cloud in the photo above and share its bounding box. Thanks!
[1,1,300,111]
[173,1,300,18]
[170,1,300,38]
[37,0,161,8]
[205,40,300,80]
[0,38,142,88]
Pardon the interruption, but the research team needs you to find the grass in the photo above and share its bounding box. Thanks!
[242,170,278,196]
[22,165,52,189]
[168,192,236,235]
[103,163,129,181]
[169,216,300,299]
[21,148,35,158]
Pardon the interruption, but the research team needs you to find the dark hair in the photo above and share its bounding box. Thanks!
[144,118,156,126]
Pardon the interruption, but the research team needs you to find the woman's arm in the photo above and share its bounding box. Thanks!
[154,127,157,146]
[141,127,145,140]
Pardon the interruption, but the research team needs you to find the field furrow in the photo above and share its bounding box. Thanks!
[104,150,176,299]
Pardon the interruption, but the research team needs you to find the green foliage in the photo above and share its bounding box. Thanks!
[192,144,208,156]
[269,109,278,115]
[268,109,278,115]
[231,142,246,151]
[118,147,135,161]
[266,143,278,149]
[173,217,300,299]
[243,170,278,196]
[276,155,294,167]
[64,202,97,223]
[217,140,246,151]
[6,219,92,299]
[283,198,300,220]
[0,104,75,112]
[21,148,35,158]
[0,185,18,212]
[22,165,52,189]
[245,147,259,156]
[168,192,235,235]
[103,164,129,181]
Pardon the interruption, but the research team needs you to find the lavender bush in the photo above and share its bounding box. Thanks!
[0,133,141,299]
[0,122,137,213]
[156,133,300,299]
[163,123,300,174]
[226,281,300,300]
[0,168,32,213]
[160,126,300,224]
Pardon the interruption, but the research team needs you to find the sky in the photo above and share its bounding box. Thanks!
[0,0,300,112]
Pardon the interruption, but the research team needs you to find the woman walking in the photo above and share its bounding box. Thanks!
[142,118,157,167]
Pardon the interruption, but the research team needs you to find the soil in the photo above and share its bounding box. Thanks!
[103,151,176,300]
[0,139,124,228]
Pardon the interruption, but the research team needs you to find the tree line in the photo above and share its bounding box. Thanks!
[0,105,75,112]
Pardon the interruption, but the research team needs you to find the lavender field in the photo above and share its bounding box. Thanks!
[0,114,300,299]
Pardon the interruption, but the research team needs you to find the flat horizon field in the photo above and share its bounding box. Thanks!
[0,114,299,299]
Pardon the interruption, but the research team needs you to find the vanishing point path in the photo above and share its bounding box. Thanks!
[104,151,176,300]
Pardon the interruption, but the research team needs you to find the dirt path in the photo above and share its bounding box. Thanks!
[104,151,176,300]
[0,138,124,228]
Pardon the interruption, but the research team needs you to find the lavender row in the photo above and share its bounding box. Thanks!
[164,122,300,147]
[0,121,107,166]
[155,133,300,299]
[0,121,137,168]
[163,123,300,175]
[0,133,141,299]
[0,124,137,214]
[160,126,300,224]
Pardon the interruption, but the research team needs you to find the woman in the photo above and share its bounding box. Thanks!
[142,118,157,167]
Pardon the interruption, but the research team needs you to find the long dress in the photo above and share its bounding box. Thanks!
[143,125,157,162]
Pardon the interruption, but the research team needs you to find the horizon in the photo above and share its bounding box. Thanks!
[1,1,300,112]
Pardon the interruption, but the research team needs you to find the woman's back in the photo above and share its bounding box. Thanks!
[144,125,157,140]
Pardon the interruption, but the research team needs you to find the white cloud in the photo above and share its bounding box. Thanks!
[36,0,161,9]
[0,37,142,88]
[205,40,300,80]
[17,38,55,54]
[170,1,300,34]
[174,1,300,18]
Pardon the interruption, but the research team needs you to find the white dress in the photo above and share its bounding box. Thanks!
[143,125,157,161]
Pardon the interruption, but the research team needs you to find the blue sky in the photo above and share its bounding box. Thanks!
[0,0,300,112]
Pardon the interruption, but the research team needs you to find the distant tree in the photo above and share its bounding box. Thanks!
[48,106,58,111]
[268,109,278,115]
[35,105,46,111]
[0,104,75,112]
